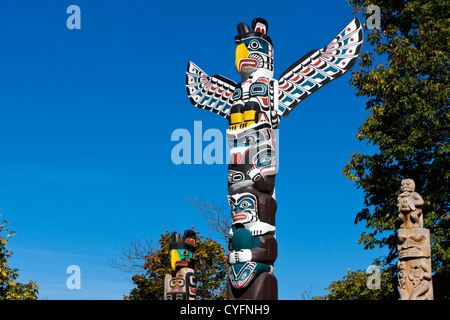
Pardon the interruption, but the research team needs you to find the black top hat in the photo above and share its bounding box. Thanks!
[235,17,273,46]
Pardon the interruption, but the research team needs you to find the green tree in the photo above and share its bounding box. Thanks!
[314,262,396,300]
[123,231,228,300]
[0,213,39,300]
[341,0,449,299]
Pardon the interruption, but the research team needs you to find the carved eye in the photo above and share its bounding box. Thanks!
[233,88,241,100]
[411,234,426,243]
[260,155,272,165]
[182,250,189,256]
[244,134,260,145]
[240,201,250,208]
[245,136,255,145]
[249,40,260,50]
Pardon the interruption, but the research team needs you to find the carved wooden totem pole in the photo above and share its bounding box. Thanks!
[397,179,434,300]
[185,17,363,299]
[163,230,197,300]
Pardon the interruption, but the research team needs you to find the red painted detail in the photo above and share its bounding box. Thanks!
[231,152,242,165]
[232,214,247,221]
[258,113,268,123]
[302,66,311,74]
[280,82,289,89]
[312,59,321,66]
[258,78,268,84]
[175,261,188,268]
[239,59,258,71]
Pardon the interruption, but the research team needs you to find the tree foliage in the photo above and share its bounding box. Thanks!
[123,231,228,300]
[340,0,449,299]
[0,213,39,300]
[315,262,396,300]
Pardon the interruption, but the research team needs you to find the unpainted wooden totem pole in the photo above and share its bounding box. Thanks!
[397,179,434,300]
[185,17,363,299]
[163,230,197,300]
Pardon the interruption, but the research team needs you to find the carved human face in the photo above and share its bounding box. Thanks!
[401,179,415,192]
[397,228,431,259]
[228,192,258,225]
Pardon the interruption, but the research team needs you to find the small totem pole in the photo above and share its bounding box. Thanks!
[396,179,433,300]
[185,17,363,299]
[163,230,197,300]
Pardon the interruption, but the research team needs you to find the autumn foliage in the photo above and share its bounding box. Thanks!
[0,213,39,300]
[124,231,228,300]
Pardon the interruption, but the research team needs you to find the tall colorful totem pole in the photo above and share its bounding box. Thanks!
[186,17,363,300]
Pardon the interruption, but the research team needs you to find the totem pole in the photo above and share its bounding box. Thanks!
[163,230,197,300]
[185,17,363,300]
[397,179,434,300]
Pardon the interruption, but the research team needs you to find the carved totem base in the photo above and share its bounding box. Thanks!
[397,227,433,300]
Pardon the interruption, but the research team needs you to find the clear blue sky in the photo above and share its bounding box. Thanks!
[0,0,388,299]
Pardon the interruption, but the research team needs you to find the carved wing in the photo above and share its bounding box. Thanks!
[186,61,237,118]
[277,18,363,117]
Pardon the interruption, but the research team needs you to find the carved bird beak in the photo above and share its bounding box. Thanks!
[235,43,250,73]
[170,249,181,270]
